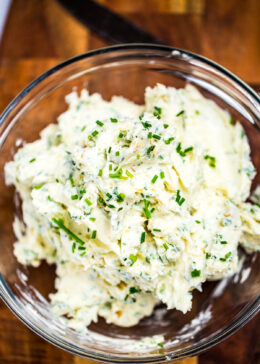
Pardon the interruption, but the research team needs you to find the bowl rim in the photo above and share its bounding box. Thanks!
[0,43,259,363]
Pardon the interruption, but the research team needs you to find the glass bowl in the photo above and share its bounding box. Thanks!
[0,44,259,363]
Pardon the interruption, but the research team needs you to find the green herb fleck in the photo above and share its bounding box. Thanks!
[191,269,201,277]
[163,124,169,129]
[142,121,152,129]
[85,198,92,206]
[71,194,78,200]
[153,106,162,119]
[91,230,97,239]
[29,158,36,163]
[129,254,137,265]
[98,169,103,177]
[33,184,43,190]
[229,116,235,125]
[163,243,169,250]
[92,130,99,137]
[164,137,174,145]
[176,189,185,206]
[52,218,85,245]
[140,232,146,244]
[96,120,104,127]
[147,145,155,155]
[151,175,158,184]
[116,193,125,203]
[153,228,161,232]
[160,171,165,179]
[129,287,141,294]
[110,117,118,123]
[153,134,161,140]
[204,155,216,168]
[89,217,96,221]
[220,241,227,245]
[126,170,133,178]
[176,110,185,116]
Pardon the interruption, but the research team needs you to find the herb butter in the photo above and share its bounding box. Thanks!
[5,84,260,331]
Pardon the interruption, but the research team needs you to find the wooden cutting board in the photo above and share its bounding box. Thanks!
[0,1,259,363]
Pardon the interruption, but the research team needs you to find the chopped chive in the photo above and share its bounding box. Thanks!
[229,116,235,125]
[154,106,162,114]
[176,189,185,206]
[85,198,92,206]
[176,110,185,116]
[33,184,43,190]
[78,246,86,251]
[91,130,99,137]
[206,252,211,259]
[204,155,216,168]
[191,269,201,277]
[89,217,96,221]
[98,169,103,177]
[147,145,155,155]
[147,131,153,139]
[107,204,115,208]
[47,195,52,201]
[80,251,86,257]
[91,230,97,239]
[153,228,161,232]
[153,134,161,140]
[142,121,152,128]
[195,220,201,224]
[69,176,74,186]
[116,193,125,202]
[96,120,104,127]
[176,142,193,156]
[56,178,60,183]
[106,193,112,201]
[184,146,193,153]
[110,117,118,123]
[81,125,86,132]
[52,218,85,245]
[151,175,158,184]
[29,158,36,163]
[220,241,227,244]
[118,132,124,138]
[146,257,150,264]
[109,173,122,178]
[139,112,144,120]
[163,243,169,250]
[140,232,146,244]
[109,164,112,171]
[143,199,151,219]
[115,151,120,156]
[126,170,133,178]
[129,254,137,265]
[71,194,78,200]
[72,242,76,253]
[164,137,174,145]
[108,146,111,153]
[129,287,141,294]
[160,171,165,179]
[88,135,93,141]
[157,343,164,348]
[163,124,169,129]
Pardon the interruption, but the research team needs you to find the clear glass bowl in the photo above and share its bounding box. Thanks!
[0,44,259,363]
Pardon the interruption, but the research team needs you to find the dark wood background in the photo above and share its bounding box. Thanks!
[0,1,259,363]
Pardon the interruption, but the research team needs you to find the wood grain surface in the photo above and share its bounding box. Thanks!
[0,1,259,363]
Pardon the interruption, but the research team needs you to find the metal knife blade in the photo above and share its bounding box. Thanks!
[57,0,164,45]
